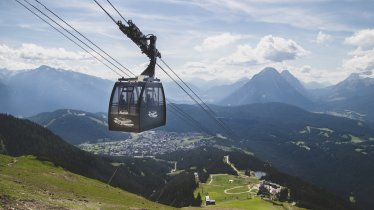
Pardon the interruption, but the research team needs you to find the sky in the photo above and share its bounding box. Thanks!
[1,0,374,85]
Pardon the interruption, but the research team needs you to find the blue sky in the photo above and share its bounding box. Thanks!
[1,0,374,84]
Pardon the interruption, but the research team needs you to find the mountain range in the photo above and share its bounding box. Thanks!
[28,109,130,144]
[1,65,374,126]
[220,67,312,108]
[316,73,374,124]
[0,65,113,116]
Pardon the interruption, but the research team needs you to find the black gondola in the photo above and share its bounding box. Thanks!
[108,19,166,132]
[109,77,166,132]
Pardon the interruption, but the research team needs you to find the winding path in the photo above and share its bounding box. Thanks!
[207,174,260,195]
[7,158,17,167]
[207,174,224,187]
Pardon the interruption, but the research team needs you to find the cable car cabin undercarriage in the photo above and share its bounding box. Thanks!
[108,18,166,132]
[109,76,166,132]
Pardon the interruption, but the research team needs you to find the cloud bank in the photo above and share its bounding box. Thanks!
[194,33,242,51]
[343,29,374,74]
[315,31,332,44]
[0,43,92,69]
[221,35,308,65]
[345,29,374,48]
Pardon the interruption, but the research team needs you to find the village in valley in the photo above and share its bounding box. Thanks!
[78,131,216,156]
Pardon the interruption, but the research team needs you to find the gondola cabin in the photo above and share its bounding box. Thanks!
[109,77,166,132]
[106,17,165,132]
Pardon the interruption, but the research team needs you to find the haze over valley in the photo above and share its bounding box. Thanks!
[1,0,374,209]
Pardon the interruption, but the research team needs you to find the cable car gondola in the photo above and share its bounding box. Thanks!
[109,76,166,132]
[108,20,166,132]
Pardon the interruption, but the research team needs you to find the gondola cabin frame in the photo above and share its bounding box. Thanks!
[108,77,166,132]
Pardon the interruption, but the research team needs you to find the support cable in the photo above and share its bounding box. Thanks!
[96,0,240,140]
[91,1,218,136]
[93,0,117,24]
[167,101,214,136]
[106,0,128,23]
[160,58,239,139]
[157,63,234,138]
[23,0,130,77]
[14,0,122,77]
[35,0,135,77]
[17,0,230,137]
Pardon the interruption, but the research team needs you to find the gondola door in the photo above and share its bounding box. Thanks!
[139,82,166,131]
[109,82,142,132]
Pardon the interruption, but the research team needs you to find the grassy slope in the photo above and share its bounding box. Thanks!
[0,154,174,210]
[0,154,298,210]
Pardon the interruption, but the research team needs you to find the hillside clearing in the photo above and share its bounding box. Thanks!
[193,173,304,210]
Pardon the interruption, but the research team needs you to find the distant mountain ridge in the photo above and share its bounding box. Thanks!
[28,109,130,144]
[0,65,113,116]
[281,69,309,97]
[203,78,249,103]
[2,65,374,124]
[220,67,313,109]
[0,113,138,191]
[313,73,374,125]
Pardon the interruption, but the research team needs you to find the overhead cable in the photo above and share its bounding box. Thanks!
[94,0,239,139]
[23,0,130,77]
[35,0,135,77]
[16,0,217,136]
[15,0,122,77]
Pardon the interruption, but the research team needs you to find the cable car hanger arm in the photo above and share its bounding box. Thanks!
[116,20,161,78]
[117,21,161,60]
[93,0,161,78]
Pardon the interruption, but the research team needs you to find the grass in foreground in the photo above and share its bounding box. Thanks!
[0,154,306,210]
[0,154,174,210]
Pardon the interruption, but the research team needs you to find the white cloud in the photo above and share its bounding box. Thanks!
[342,29,374,74]
[184,61,208,69]
[343,47,374,73]
[158,0,352,31]
[315,31,332,44]
[0,43,107,76]
[177,35,311,82]
[259,35,308,62]
[0,43,90,60]
[345,29,374,48]
[194,33,241,51]
[219,44,257,65]
[221,35,308,65]
[300,65,312,73]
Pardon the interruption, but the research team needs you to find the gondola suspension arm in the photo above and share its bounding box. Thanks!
[93,0,161,78]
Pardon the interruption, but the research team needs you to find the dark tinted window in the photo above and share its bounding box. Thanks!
[158,87,164,105]
[142,85,163,106]
[118,85,141,106]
